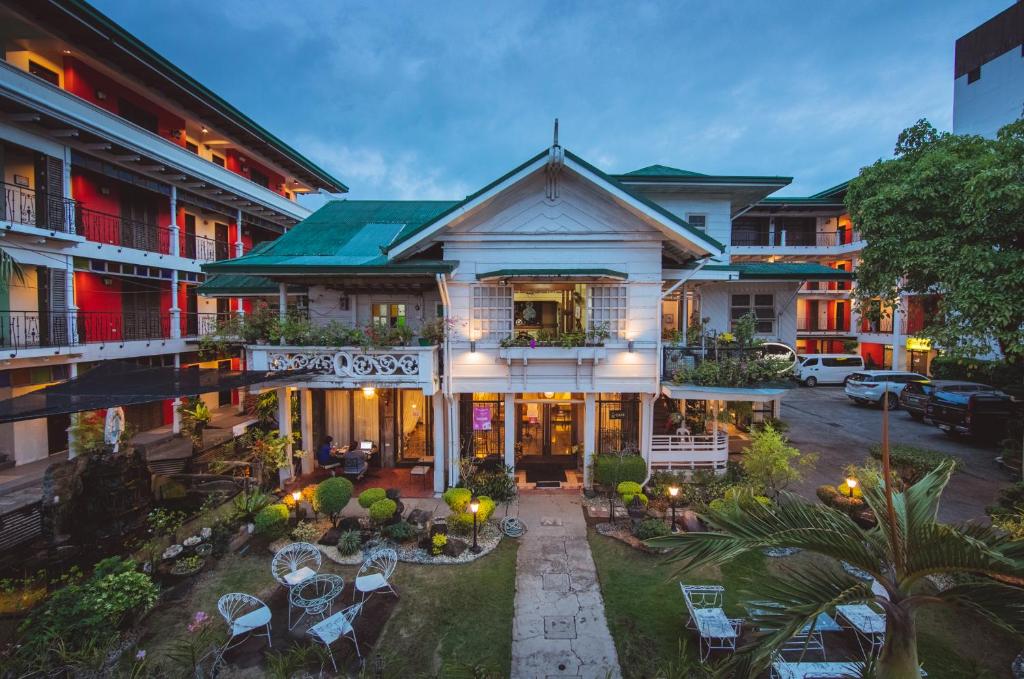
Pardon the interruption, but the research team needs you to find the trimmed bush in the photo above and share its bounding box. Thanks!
[633,518,670,540]
[313,477,354,522]
[868,443,963,484]
[593,454,647,487]
[443,487,473,513]
[448,495,496,535]
[816,485,865,514]
[368,498,397,523]
[337,529,361,556]
[254,503,289,537]
[358,487,387,509]
[383,520,417,542]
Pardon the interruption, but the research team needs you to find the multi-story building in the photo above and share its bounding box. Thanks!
[0,0,346,468]
[952,1,1024,138]
[204,147,849,494]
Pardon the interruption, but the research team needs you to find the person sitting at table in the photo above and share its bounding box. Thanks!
[342,447,368,480]
[316,436,337,468]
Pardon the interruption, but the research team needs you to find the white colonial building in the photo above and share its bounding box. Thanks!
[205,144,847,494]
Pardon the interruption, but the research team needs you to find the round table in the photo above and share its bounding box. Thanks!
[289,574,345,629]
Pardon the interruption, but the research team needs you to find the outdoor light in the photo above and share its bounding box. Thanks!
[544,392,555,399]
[292,490,302,502]
[201,126,208,134]
[362,386,376,398]
[668,485,680,533]
[628,340,635,353]
[845,476,858,498]
[470,339,476,352]
[469,496,481,554]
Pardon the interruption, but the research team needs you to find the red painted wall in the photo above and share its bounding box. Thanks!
[74,271,123,342]
[72,169,121,243]
[63,57,186,147]
[860,343,885,369]
[225,149,285,195]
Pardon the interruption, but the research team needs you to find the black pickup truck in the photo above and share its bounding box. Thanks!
[926,388,1019,442]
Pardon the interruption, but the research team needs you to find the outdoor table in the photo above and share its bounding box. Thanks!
[410,464,431,488]
[289,573,345,630]
[836,604,885,656]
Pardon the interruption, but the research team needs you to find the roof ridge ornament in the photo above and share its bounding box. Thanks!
[545,118,564,201]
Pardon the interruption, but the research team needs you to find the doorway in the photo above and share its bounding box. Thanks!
[515,393,580,465]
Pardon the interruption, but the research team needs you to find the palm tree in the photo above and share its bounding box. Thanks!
[0,248,24,291]
[657,459,1024,678]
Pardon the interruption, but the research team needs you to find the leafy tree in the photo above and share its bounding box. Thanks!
[0,249,24,292]
[846,118,1024,366]
[657,461,1024,678]
[740,423,816,498]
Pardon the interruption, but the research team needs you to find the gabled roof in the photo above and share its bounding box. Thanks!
[758,180,850,208]
[622,164,708,178]
[19,0,347,192]
[384,148,725,259]
[614,166,793,187]
[202,200,459,275]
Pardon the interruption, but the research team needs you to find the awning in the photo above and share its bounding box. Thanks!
[661,383,791,403]
[476,268,628,281]
[0,360,301,423]
[701,263,852,281]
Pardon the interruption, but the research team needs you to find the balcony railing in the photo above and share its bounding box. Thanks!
[181,233,226,261]
[796,320,851,333]
[731,229,862,248]
[661,344,796,379]
[801,280,851,293]
[1,181,78,234]
[0,310,227,349]
[77,207,174,254]
[247,344,441,391]
[860,317,894,334]
[650,431,729,473]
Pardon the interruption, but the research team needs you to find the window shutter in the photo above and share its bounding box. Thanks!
[35,154,65,231]
[48,268,69,345]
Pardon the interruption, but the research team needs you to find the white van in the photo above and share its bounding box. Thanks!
[794,354,865,386]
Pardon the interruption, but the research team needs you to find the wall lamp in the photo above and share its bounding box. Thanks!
[470,340,477,353]
[627,340,635,353]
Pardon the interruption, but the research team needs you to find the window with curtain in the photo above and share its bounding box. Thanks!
[587,285,628,339]
[471,286,513,341]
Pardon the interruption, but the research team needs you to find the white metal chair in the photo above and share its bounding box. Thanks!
[770,654,861,679]
[680,584,743,661]
[217,592,272,652]
[272,542,322,629]
[308,602,363,671]
[353,548,399,603]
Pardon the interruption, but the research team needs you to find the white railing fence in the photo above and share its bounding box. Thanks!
[649,431,729,473]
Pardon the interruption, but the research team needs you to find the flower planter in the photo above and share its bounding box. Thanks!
[229,525,252,552]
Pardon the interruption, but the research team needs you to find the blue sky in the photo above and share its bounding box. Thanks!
[95,0,1009,202]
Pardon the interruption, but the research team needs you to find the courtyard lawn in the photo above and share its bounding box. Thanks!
[588,529,1018,679]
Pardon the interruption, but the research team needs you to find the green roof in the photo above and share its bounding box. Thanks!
[760,180,851,206]
[203,200,459,275]
[703,263,852,280]
[623,165,708,177]
[47,0,346,192]
[809,181,851,201]
[476,268,627,280]
[384,149,726,256]
[197,274,279,295]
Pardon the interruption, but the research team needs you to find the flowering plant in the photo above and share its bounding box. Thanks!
[431,532,448,556]
[187,610,211,633]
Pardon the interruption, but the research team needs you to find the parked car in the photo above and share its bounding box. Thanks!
[844,370,928,408]
[794,354,865,387]
[926,388,1018,441]
[898,380,995,421]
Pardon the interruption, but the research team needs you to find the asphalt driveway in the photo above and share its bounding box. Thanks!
[780,385,1012,523]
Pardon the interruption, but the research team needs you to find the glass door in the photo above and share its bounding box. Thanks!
[516,394,581,458]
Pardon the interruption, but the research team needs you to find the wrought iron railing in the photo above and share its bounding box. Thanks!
[0,310,228,349]
[796,320,851,333]
[77,207,174,254]
[1,181,78,233]
[730,229,862,247]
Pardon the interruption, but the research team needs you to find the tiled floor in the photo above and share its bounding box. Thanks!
[289,465,437,499]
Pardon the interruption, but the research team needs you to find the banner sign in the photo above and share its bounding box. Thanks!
[473,405,492,431]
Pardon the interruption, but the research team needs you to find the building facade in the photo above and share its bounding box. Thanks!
[0,0,346,467]
[206,147,850,494]
[952,2,1024,138]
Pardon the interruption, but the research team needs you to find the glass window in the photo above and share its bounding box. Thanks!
[587,285,628,339]
[398,391,431,462]
[472,286,513,341]
[372,303,406,328]
[686,214,707,232]
[802,358,819,366]
[459,393,504,459]
[731,294,775,334]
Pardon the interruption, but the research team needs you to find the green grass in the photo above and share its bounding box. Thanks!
[588,530,1018,679]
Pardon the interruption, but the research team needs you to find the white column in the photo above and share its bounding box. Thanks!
[278,283,287,346]
[172,353,182,435]
[448,395,460,487]
[432,391,445,495]
[299,388,314,475]
[891,293,907,370]
[65,254,78,346]
[640,393,655,471]
[169,186,180,257]
[66,363,79,459]
[503,392,515,471]
[236,209,246,316]
[583,392,596,489]
[169,272,181,339]
[277,387,293,484]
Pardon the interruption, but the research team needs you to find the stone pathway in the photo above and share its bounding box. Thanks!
[511,491,621,679]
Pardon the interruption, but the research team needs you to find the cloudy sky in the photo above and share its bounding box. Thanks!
[95,0,1008,202]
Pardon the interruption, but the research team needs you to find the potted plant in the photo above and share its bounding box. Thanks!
[419,318,447,346]
[587,322,610,346]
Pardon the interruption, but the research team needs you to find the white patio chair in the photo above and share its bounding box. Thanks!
[217,592,272,652]
[308,602,363,671]
[272,542,322,629]
[354,548,399,603]
[680,584,742,661]
[770,654,861,679]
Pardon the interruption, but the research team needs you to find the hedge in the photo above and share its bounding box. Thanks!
[868,443,963,483]
[368,498,398,523]
[254,503,290,537]
[593,454,647,487]
[442,487,473,513]
[313,477,353,519]
[358,487,387,509]
[930,355,1024,391]
[448,495,496,535]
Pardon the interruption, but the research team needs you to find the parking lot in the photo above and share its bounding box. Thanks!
[781,385,1012,523]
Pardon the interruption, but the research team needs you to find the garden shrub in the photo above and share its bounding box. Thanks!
[633,518,670,540]
[988,482,1024,518]
[617,482,648,506]
[593,454,647,487]
[816,485,865,515]
[231,490,274,523]
[314,477,354,524]
[707,487,770,514]
[383,520,417,542]
[254,503,290,537]
[868,443,963,484]
[337,530,362,556]
[684,465,744,509]
[448,496,496,535]
[442,487,473,513]
[460,465,517,503]
[291,521,321,543]
[358,487,387,509]
[431,533,448,556]
[930,355,1024,390]
[368,498,397,524]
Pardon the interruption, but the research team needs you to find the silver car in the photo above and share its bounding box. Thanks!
[844,370,929,408]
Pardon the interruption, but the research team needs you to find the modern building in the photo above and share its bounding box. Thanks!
[952,1,1024,137]
[0,0,346,468]
[204,146,850,495]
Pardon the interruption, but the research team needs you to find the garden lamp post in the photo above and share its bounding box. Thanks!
[845,476,858,498]
[668,485,680,533]
[469,496,481,553]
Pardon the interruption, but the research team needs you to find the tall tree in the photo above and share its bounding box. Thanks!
[846,118,1024,366]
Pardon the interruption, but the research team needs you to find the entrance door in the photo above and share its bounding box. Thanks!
[214,223,230,261]
[516,398,578,458]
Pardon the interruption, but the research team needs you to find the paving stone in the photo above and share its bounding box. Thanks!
[542,573,571,592]
[544,615,577,639]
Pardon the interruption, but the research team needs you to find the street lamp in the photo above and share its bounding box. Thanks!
[668,485,680,533]
[469,496,481,554]
[845,476,858,498]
